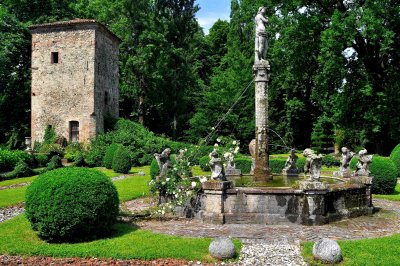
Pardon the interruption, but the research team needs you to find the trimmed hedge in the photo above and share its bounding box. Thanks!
[199,155,210,171]
[322,154,340,167]
[112,146,132,174]
[370,156,397,194]
[269,158,286,174]
[150,159,160,179]
[34,153,49,168]
[47,155,62,170]
[236,157,252,174]
[296,157,306,172]
[25,168,119,242]
[0,160,33,180]
[350,156,358,170]
[390,144,400,177]
[103,143,121,169]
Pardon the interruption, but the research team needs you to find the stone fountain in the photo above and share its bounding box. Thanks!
[197,7,373,226]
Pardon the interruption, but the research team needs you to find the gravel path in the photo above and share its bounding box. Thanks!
[0,205,24,223]
[0,182,31,190]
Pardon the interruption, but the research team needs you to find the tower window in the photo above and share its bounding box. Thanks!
[51,52,59,64]
[69,121,79,142]
[104,91,109,105]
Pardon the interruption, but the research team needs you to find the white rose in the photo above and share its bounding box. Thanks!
[214,143,219,147]
[232,140,237,145]
[166,178,170,182]
[191,182,197,188]
[217,138,221,143]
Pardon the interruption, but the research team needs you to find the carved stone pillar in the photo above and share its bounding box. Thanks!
[253,61,272,182]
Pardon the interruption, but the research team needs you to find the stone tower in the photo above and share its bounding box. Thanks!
[29,19,120,144]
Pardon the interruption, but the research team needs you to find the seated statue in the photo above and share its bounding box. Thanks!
[303,148,323,181]
[209,151,226,181]
[154,148,171,180]
[282,149,299,176]
[338,147,355,177]
[355,149,373,176]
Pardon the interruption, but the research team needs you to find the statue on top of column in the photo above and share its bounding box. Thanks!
[255,7,268,64]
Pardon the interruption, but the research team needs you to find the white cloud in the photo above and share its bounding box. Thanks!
[196,13,230,35]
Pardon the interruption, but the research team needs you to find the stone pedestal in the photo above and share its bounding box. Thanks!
[300,181,328,225]
[225,168,242,177]
[253,61,272,182]
[200,181,233,224]
[351,175,373,207]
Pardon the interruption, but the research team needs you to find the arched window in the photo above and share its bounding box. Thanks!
[69,121,79,142]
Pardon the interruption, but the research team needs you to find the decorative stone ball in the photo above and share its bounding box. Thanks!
[209,237,236,260]
[313,238,343,264]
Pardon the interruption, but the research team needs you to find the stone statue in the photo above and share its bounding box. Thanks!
[282,149,299,176]
[303,148,323,181]
[224,152,235,169]
[355,149,373,176]
[249,139,256,175]
[255,7,268,63]
[338,147,355,177]
[209,151,226,181]
[154,148,171,179]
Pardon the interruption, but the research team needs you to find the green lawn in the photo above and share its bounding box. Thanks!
[0,186,26,208]
[192,165,210,176]
[0,215,240,261]
[302,234,400,266]
[0,166,152,209]
[374,183,400,201]
[0,176,37,187]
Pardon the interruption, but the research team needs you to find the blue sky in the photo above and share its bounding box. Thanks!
[195,0,231,34]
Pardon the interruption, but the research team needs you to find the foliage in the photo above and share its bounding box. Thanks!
[199,155,210,171]
[150,159,160,179]
[25,167,119,242]
[112,146,132,174]
[84,145,104,167]
[235,157,252,174]
[0,160,33,180]
[33,153,49,168]
[0,149,32,172]
[73,152,85,167]
[370,156,397,194]
[38,143,64,157]
[269,158,286,174]
[374,184,400,201]
[103,143,121,169]
[43,126,57,145]
[350,156,358,170]
[296,157,306,173]
[322,154,340,167]
[64,143,84,162]
[390,144,400,177]
[46,155,62,171]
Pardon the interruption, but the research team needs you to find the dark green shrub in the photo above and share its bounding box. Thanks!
[350,156,358,170]
[47,155,62,170]
[103,143,121,169]
[322,154,340,167]
[236,157,252,174]
[370,156,397,194]
[150,159,160,179]
[34,153,49,168]
[390,144,400,177]
[73,152,85,167]
[199,155,210,171]
[64,143,83,162]
[138,153,154,166]
[0,160,33,180]
[25,167,119,242]
[269,158,286,174]
[112,146,132,174]
[0,149,32,172]
[296,157,306,173]
[84,146,105,167]
[43,126,57,144]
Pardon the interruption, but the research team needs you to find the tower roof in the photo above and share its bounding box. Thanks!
[29,19,122,44]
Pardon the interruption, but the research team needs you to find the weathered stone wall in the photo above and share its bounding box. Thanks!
[31,23,119,143]
[94,27,119,134]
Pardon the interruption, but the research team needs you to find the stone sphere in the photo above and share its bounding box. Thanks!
[209,237,236,260]
[313,238,343,264]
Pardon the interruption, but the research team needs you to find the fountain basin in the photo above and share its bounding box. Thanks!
[197,176,373,225]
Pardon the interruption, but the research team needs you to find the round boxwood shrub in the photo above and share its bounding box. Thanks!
[199,155,210,171]
[103,143,121,169]
[112,146,132,174]
[25,167,119,242]
[150,159,160,179]
[296,157,306,173]
[390,144,400,177]
[236,157,252,174]
[370,156,397,194]
[34,153,49,168]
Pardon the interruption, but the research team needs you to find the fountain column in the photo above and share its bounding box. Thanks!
[253,62,272,182]
[253,7,272,182]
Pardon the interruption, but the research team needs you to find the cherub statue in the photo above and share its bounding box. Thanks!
[339,147,355,177]
[303,148,323,181]
[154,148,171,179]
[209,151,226,181]
[355,149,373,176]
[282,149,299,175]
